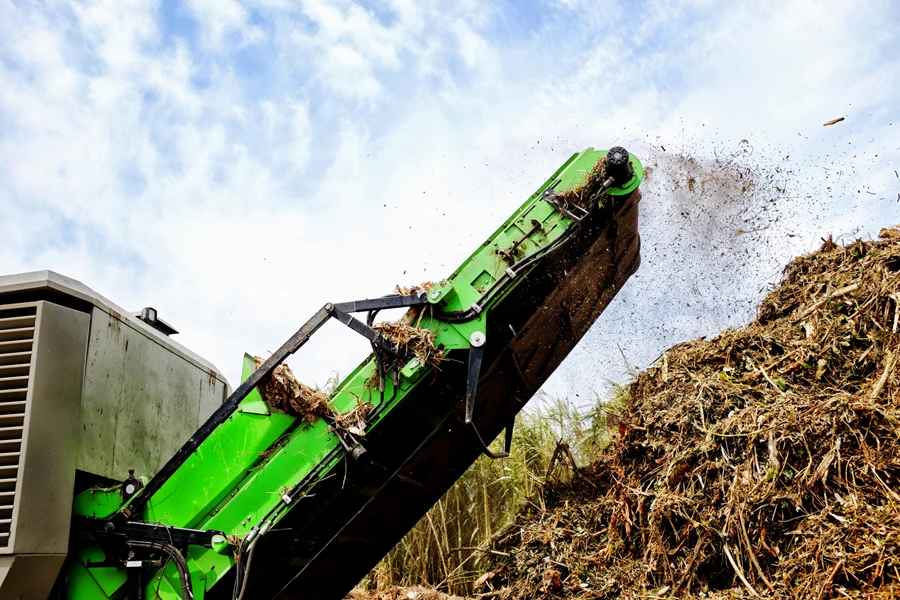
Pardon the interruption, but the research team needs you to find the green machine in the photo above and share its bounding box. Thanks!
[2,147,643,600]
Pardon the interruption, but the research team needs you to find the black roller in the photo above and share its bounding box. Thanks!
[605,145,634,185]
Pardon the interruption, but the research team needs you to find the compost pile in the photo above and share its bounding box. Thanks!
[346,586,465,600]
[254,356,330,423]
[486,229,900,598]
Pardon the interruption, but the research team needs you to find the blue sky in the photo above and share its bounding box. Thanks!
[2,0,899,400]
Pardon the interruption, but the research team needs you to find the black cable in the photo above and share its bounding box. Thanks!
[234,538,260,600]
[436,221,585,323]
[435,176,622,324]
[232,537,247,600]
[127,540,193,600]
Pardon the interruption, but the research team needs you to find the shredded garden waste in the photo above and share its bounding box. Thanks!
[375,318,444,369]
[386,284,444,369]
[346,586,466,600]
[254,307,443,427]
[254,356,375,436]
[254,356,331,423]
[395,282,435,296]
[478,227,900,598]
[559,156,611,209]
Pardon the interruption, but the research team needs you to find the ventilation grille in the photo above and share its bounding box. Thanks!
[0,306,35,548]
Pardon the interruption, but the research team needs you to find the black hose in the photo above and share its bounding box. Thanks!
[436,221,585,323]
[232,537,248,600]
[128,540,193,600]
[234,539,261,600]
[435,175,623,324]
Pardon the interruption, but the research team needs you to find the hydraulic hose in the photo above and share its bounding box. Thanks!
[234,538,261,600]
[435,175,620,324]
[435,220,584,323]
[128,540,194,600]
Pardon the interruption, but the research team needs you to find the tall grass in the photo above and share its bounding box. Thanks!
[357,389,628,596]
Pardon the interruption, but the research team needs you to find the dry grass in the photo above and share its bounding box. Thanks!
[375,317,445,369]
[346,586,466,600]
[558,156,610,209]
[254,356,330,423]
[351,394,622,598]
[253,357,373,437]
[483,227,900,598]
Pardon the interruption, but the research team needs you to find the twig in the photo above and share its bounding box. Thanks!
[740,511,774,591]
[807,438,840,488]
[872,469,900,503]
[798,395,844,420]
[816,560,844,600]
[795,283,859,321]
[695,423,777,438]
[870,350,895,400]
[448,546,510,557]
[892,294,899,333]
[673,531,707,594]
[747,356,785,396]
[724,543,759,597]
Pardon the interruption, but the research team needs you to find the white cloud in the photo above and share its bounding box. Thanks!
[1,0,898,405]
[187,0,266,50]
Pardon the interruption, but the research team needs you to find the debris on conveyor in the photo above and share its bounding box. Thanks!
[484,227,900,598]
[254,356,331,423]
[375,318,444,369]
[333,400,375,437]
[558,157,609,208]
[395,282,434,296]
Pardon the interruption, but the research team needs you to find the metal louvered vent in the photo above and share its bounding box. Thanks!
[0,305,35,548]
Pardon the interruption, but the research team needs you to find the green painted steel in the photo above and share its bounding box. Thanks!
[65,148,642,599]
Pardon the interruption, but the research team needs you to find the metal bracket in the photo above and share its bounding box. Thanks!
[131,293,430,513]
[543,188,589,222]
[460,330,511,459]
[467,415,514,460]
[464,332,485,424]
[331,306,417,363]
[328,415,368,462]
[74,516,225,549]
[334,293,428,313]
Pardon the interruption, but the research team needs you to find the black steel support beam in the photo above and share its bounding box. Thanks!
[128,293,431,515]
[334,293,428,313]
[331,307,417,363]
[74,516,224,549]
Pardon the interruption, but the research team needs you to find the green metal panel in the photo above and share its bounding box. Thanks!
[65,148,643,600]
[62,557,108,599]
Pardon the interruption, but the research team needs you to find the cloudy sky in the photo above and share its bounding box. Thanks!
[1,0,898,403]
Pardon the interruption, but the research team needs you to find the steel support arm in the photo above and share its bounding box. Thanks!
[129,293,430,515]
